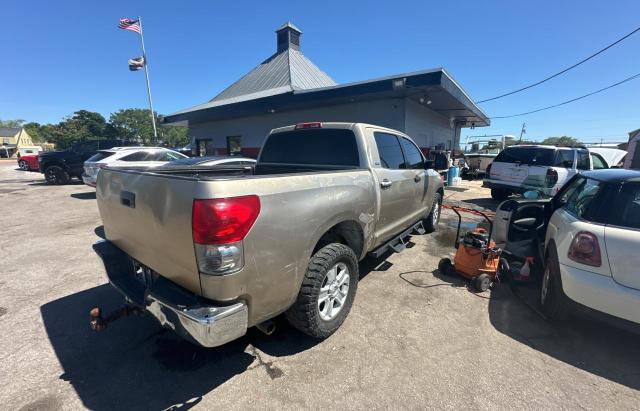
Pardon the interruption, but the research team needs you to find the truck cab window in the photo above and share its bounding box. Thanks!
[374,132,405,169]
[399,138,424,169]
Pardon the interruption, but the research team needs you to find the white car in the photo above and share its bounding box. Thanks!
[484,145,626,200]
[163,155,256,168]
[496,169,640,325]
[82,147,187,187]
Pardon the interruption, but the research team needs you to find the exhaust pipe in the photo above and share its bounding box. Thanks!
[256,320,276,336]
[89,305,138,331]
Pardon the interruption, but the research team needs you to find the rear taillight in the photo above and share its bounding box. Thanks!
[545,169,558,187]
[192,195,260,275]
[568,231,601,267]
[295,122,322,129]
[485,163,492,179]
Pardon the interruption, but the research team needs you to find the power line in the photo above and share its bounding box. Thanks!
[477,25,640,103]
[491,72,640,119]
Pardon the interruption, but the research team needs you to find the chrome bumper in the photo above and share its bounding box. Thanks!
[93,240,248,347]
[145,295,247,348]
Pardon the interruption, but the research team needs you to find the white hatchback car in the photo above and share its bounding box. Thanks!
[82,147,187,187]
[496,169,640,325]
[484,145,626,200]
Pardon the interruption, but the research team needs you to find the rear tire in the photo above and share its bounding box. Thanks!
[18,160,30,171]
[286,243,359,339]
[540,246,568,320]
[424,192,442,233]
[44,165,70,185]
[491,188,510,201]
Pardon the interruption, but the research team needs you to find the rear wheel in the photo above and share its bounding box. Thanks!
[491,188,510,201]
[540,247,568,320]
[18,160,30,171]
[44,165,70,185]
[424,192,442,233]
[286,243,359,338]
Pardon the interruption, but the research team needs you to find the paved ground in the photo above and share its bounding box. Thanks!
[1,160,639,410]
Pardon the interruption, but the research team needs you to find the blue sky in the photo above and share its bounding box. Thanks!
[2,0,639,143]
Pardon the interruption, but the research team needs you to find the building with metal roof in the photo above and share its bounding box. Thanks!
[0,127,36,158]
[164,23,489,157]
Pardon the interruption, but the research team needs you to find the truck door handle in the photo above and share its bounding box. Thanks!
[121,191,136,208]
[414,175,422,183]
[380,180,392,190]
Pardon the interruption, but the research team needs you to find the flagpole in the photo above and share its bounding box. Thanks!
[138,16,158,145]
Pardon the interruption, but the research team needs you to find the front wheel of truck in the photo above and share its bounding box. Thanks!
[286,243,359,339]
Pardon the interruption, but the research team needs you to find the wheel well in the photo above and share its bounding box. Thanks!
[437,187,444,200]
[313,221,364,258]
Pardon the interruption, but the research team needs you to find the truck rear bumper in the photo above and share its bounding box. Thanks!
[92,240,248,347]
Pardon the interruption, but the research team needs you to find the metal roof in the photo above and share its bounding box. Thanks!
[276,21,302,33]
[209,48,336,105]
[166,68,490,127]
[0,127,21,137]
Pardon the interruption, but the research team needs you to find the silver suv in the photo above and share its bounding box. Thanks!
[483,145,624,200]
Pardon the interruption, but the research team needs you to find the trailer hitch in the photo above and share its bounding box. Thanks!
[89,305,140,331]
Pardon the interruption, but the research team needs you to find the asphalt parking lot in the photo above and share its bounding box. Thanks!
[1,160,639,410]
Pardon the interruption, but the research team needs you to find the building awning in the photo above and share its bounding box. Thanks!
[163,68,489,127]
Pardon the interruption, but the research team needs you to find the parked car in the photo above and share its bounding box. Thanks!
[165,155,256,168]
[38,139,129,185]
[82,147,188,187]
[92,122,444,347]
[17,154,39,171]
[495,169,640,325]
[483,145,626,200]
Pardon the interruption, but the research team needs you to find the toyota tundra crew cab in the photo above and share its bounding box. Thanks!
[93,122,444,347]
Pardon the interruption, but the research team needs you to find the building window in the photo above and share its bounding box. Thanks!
[227,136,242,156]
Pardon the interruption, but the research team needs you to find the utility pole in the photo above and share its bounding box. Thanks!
[519,123,526,143]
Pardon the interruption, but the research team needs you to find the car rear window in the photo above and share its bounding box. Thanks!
[494,147,555,166]
[260,129,359,167]
[612,183,640,229]
[86,151,115,162]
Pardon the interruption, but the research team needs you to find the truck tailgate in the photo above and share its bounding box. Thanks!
[96,169,201,294]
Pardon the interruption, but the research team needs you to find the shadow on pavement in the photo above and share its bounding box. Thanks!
[70,191,96,200]
[488,282,640,390]
[40,284,323,410]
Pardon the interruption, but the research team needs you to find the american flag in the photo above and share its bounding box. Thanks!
[118,18,141,34]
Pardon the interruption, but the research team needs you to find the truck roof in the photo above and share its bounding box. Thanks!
[270,122,412,139]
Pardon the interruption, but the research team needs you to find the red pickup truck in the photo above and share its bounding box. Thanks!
[18,155,39,171]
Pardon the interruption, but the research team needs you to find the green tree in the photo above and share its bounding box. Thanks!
[540,136,581,147]
[110,108,188,146]
[0,119,25,128]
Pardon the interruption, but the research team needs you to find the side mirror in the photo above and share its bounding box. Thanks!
[523,190,540,199]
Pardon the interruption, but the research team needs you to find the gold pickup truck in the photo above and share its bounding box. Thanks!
[93,122,444,347]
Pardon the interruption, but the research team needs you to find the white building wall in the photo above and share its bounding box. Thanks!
[403,99,456,150]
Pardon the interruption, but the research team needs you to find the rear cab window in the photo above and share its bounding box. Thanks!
[399,137,425,169]
[374,132,406,169]
[554,150,575,168]
[493,147,555,166]
[260,129,360,167]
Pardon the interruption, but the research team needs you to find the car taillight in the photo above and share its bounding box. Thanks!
[545,169,558,187]
[295,122,322,129]
[486,163,492,179]
[192,195,260,275]
[568,231,601,267]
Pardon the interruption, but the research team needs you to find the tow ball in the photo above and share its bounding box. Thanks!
[89,305,140,331]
